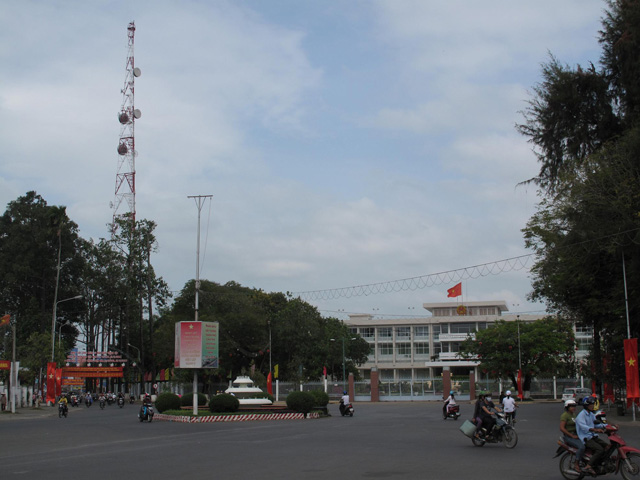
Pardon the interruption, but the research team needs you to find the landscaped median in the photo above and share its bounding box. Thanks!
[155,411,321,423]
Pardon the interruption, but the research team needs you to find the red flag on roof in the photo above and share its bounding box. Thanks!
[447,283,462,298]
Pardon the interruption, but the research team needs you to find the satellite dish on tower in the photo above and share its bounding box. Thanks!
[133,109,142,119]
[117,143,128,155]
[118,112,130,124]
[133,67,141,77]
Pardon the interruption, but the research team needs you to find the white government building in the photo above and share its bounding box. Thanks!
[344,300,592,382]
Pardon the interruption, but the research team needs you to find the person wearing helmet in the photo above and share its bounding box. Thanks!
[339,390,350,416]
[478,392,502,436]
[576,396,609,474]
[560,399,586,473]
[502,390,518,424]
[443,390,457,418]
[473,392,486,437]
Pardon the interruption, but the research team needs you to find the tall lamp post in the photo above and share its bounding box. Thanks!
[331,337,356,391]
[51,295,83,362]
[128,343,142,397]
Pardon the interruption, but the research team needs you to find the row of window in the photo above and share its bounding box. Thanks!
[352,323,488,341]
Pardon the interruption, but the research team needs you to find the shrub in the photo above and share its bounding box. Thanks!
[286,391,315,414]
[309,390,329,407]
[155,392,181,413]
[180,392,208,407]
[209,394,240,413]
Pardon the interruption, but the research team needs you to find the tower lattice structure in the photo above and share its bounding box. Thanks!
[112,21,141,234]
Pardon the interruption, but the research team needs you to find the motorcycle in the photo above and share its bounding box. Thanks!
[117,396,125,408]
[472,411,518,448]
[444,404,461,420]
[555,425,640,479]
[58,401,68,418]
[71,395,78,407]
[85,395,92,407]
[339,400,354,417]
[99,397,106,409]
[129,395,135,405]
[139,404,154,422]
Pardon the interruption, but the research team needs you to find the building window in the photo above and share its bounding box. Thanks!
[359,327,375,340]
[396,343,411,360]
[378,327,392,339]
[396,327,411,339]
[414,342,429,357]
[450,323,475,334]
[349,327,358,336]
[414,326,429,339]
[378,343,393,358]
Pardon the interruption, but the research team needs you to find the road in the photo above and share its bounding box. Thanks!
[2,401,640,479]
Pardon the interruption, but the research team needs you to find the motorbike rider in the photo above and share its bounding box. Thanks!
[143,393,153,406]
[502,390,517,423]
[443,390,457,417]
[339,390,350,416]
[576,396,610,474]
[473,392,485,437]
[478,392,502,435]
[58,394,68,411]
[560,399,586,473]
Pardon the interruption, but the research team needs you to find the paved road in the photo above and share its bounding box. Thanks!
[2,401,640,479]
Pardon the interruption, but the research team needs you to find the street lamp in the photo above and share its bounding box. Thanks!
[51,295,83,362]
[58,320,71,350]
[127,343,141,363]
[330,337,357,390]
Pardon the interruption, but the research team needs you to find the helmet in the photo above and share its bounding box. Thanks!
[595,410,607,423]
[343,390,347,395]
[583,396,596,406]
[564,399,577,408]
[450,390,454,395]
[506,390,511,396]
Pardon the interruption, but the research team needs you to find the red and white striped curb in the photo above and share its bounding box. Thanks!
[155,412,320,423]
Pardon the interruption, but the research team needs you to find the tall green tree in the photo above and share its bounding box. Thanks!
[458,318,577,394]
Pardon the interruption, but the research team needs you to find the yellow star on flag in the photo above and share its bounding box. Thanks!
[189,324,194,329]
[628,357,636,367]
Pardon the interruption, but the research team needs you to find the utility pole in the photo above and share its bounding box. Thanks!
[187,195,212,416]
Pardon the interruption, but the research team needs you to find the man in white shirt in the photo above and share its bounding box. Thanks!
[502,390,517,424]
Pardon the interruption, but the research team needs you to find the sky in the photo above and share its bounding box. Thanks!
[0,0,607,320]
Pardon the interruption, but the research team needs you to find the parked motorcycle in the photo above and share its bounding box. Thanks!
[118,396,125,408]
[339,400,354,417]
[138,405,154,422]
[444,404,461,420]
[58,401,68,418]
[555,424,640,479]
[472,411,517,448]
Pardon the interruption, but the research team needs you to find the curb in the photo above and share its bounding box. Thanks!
[155,412,320,423]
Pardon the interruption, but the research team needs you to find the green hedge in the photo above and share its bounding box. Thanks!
[286,391,315,414]
[209,394,240,413]
[155,392,181,413]
[180,392,208,407]
[309,390,329,407]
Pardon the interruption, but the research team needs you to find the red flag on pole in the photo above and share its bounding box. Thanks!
[323,366,327,378]
[516,369,524,401]
[447,283,462,298]
[266,372,273,395]
[0,314,10,327]
[624,338,639,408]
[55,368,63,398]
[46,362,57,404]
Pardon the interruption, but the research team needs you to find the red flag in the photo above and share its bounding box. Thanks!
[55,368,63,398]
[46,362,57,404]
[0,314,10,327]
[267,372,273,395]
[624,338,639,408]
[323,366,327,378]
[516,369,524,400]
[447,283,462,298]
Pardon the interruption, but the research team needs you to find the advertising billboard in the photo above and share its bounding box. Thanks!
[174,321,219,369]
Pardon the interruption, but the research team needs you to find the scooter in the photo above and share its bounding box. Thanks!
[71,395,78,407]
[471,411,518,448]
[555,424,640,479]
[139,404,154,422]
[58,401,68,418]
[129,395,135,405]
[99,397,106,410]
[443,404,461,420]
[118,396,125,408]
[339,400,354,417]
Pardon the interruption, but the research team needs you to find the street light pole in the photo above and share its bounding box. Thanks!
[331,337,356,391]
[51,295,83,362]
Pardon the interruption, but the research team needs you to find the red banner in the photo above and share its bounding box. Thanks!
[55,368,62,398]
[62,367,123,378]
[46,362,57,404]
[516,369,524,400]
[0,360,10,370]
[624,338,639,408]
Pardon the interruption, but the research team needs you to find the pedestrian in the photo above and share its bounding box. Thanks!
[1,393,6,411]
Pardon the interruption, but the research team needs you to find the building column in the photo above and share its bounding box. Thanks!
[443,366,451,398]
[370,367,379,402]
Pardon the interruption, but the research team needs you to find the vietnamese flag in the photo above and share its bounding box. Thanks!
[624,338,639,407]
[516,369,524,401]
[55,368,63,398]
[46,362,57,404]
[323,366,327,378]
[267,372,273,395]
[447,283,462,298]
[0,314,10,327]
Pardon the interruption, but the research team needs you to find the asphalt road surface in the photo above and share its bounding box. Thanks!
[2,401,640,479]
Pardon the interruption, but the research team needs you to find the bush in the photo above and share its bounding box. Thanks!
[180,392,208,407]
[309,390,329,407]
[209,394,240,413]
[155,392,181,413]
[286,391,315,414]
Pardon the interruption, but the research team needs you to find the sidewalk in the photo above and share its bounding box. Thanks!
[0,405,60,421]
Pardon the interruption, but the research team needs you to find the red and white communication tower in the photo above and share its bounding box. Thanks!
[112,21,141,234]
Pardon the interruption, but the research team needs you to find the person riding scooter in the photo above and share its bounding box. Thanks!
[339,390,350,416]
[443,390,457,418]
[478,393,502,435]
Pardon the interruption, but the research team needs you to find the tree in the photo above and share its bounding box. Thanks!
[458,318,577,396]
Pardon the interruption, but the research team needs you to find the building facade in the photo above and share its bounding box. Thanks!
[344,300,591,382]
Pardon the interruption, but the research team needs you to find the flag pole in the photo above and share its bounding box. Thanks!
[622,250,636,421]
